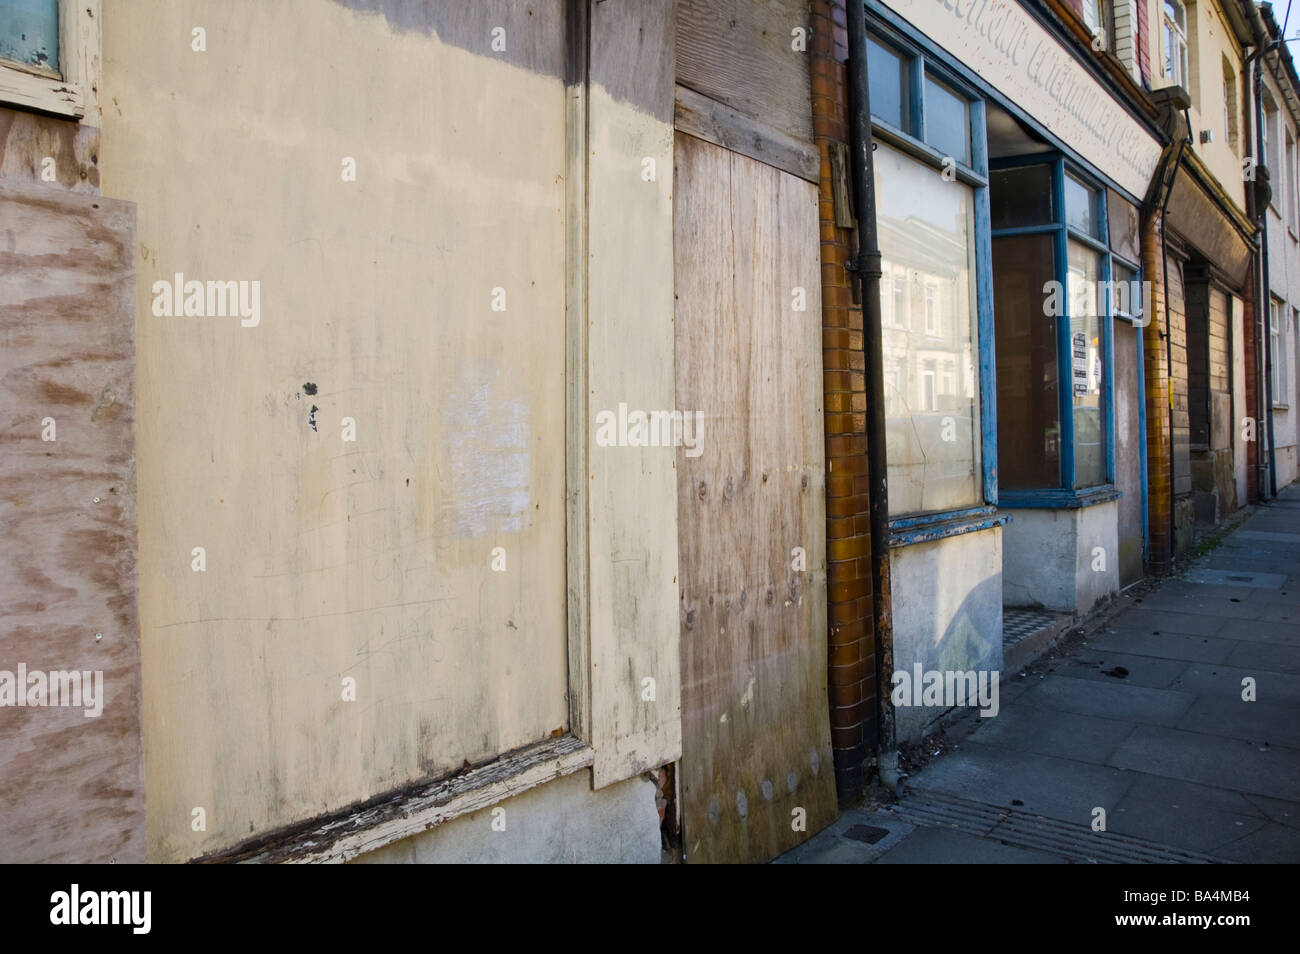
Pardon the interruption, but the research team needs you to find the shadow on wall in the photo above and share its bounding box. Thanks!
[890,541,1003,743]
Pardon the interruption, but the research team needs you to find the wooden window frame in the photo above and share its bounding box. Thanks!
[0,0,98,120]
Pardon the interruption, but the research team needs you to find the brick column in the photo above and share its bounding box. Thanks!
[811,0,876,805]
[1142,209,1173,570]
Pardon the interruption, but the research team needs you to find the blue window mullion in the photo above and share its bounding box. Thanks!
[1053,156,1073,491]
[1098,188,1115,487]
[909,55,925,140]
[971,98,997,506]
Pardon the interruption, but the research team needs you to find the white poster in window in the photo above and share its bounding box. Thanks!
[1072,331,1088,395]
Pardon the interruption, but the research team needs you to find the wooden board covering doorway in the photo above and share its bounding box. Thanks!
[673,133,837,864]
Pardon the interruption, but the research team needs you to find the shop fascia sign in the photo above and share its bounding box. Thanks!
[882,0,1162,198]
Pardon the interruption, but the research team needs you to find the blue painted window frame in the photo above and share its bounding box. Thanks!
[864,0,1153,534]
[865,22,1002,547]
[990,154,1120,506]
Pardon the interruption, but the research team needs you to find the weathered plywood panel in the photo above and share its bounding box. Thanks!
[0,106,101,193]
[675,0,813,147]
[585,0,683,788]
[103,0,570,860]
[0,182,143,862]
[674,134,836,864]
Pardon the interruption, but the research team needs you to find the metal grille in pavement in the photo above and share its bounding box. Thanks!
[890,790,1227,864]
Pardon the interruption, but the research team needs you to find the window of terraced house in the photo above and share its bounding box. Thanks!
[1164,0,1188,89]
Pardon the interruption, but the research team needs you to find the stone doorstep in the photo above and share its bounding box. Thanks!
[1004,611,1075,675]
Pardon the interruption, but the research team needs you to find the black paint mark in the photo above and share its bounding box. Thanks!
[308,405,319,433]
[302,382,318,395]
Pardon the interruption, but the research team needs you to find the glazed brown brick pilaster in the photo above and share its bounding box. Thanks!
[811,0,875,805]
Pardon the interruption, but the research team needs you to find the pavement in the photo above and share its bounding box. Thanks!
[778,486,1300,864]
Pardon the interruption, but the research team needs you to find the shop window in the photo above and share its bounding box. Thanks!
[1163,0,1188,90]
[991,165,1054,229]
[924,73,970,165]
[1068,240,1106,487]
[991,157,1127,498]
[867,28,990,524]
[876,141,982,516]
[867,36,911,133]
[1065,173,1102,239]
[993,233,1060,490]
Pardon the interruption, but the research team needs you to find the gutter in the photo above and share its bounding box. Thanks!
[845,0,901,797]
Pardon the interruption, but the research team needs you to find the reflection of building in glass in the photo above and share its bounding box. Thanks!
[876,143,980,516]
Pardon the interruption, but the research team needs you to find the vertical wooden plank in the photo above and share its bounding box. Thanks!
[0,182,143,862]
[674,134,836,864]
[585,0,683,787]
[565,0,592,743]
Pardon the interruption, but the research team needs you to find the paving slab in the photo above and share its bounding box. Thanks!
[1086,629,1235,664]
[908,742,1136,826]
[1213,617,1300,646]
[1106,773,1273,854]
[1107,725,1300,802]
[1176,694,1300,749]
[1224,640,1300,675]
[1110,607,1227,637]
[1016,674,1196,726]
[1211,822,1300,863]
[1048,650,1191,690]
[1170,662,1300,706]
[960,703,1137,764]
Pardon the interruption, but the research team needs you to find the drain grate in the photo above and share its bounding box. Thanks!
[891,790,1226,864]
[841,823,890,845]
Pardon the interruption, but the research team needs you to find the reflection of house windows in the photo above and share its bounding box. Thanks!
[870,31,985,521]
[924,283,938,334]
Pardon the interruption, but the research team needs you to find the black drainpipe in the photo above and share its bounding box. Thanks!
[845,0,900,795]
[1254,43,1280,500]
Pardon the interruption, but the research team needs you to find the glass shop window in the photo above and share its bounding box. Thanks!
[924,73,971,165]
[867,36,910,133]
[993,233,1060,490]
[876,141,981,516]
[991,158,1120,494]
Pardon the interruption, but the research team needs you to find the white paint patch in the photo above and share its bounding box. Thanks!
[444,379,531,538]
